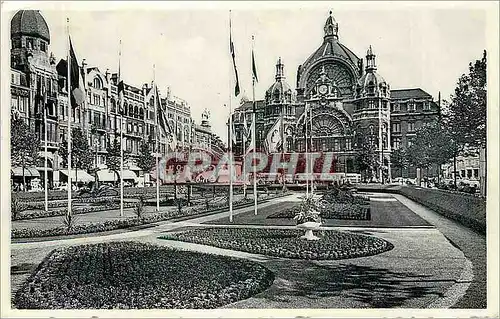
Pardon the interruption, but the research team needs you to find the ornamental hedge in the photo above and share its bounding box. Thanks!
[14,242,274,309]
[161,228,393,260]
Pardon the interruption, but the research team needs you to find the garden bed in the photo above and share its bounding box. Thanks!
[161,228,393,260]
[14,202,137,220]
[13,242,274,309]
[266,203,370,221]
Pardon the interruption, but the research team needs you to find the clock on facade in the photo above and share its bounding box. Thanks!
[318,84,328,95]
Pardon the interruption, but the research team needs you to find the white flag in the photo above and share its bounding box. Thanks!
[265,117,282,153]
[245,119,255,155]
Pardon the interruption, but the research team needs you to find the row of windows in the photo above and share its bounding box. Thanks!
[296,138,353,152]
[11,96,28,113]
[391,101,431,112]
[392,122,415,133]
[11,37,47,52]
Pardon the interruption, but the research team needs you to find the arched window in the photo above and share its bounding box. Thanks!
[128,104,133,116]
[134,105,139,118]
[369,125,374,135]
[123,102,128,115]
[139,107,144,119]
[367,81,375,95]
[93,77,102,89]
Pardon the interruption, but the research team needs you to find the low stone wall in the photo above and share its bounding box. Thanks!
[357,185,486,234]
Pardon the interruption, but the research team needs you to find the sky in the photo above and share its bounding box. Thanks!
[5,2,490,141]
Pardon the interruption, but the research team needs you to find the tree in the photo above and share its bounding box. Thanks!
[443,51,487,190]
[407,121,456,184]
[136,138,155,185]
[354,140,378,183]
[391,148,409,178]
[105,137,122,186]
[446,50,487,149]
[11,117,40,190]
[59,127,93,185]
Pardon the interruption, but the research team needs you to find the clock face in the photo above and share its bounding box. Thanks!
[318,84,328,95]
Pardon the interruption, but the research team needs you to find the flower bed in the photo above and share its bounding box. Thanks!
[267,203,370,220]
[14,202,137,220]
[11,194,283,239]
[21,197,121,211]
[161,228,393,260]
[13,242,274,309]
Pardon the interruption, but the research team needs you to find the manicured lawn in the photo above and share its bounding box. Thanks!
[205,198,431,228]
[160,228,394,260]
[14,242,274,309]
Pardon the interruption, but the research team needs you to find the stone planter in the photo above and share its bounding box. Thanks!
[296,221,322,240]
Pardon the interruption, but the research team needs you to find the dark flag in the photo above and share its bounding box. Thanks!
[69,37,84,108]
[155,87,177,150]
[252,43,258,83]
[230,15,240,97]
[117,80,124,114]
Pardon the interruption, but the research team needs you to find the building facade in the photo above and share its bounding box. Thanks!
[232,12,441,180]
[10,10,218,187]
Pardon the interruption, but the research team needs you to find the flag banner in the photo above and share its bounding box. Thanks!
[265,117,283,153]
[242,113,249,142]
[245,119,255,155]
[231,119,237,145]
[156,87,177,151]
[230,17,240,97]
[117,80,125,114]
[252,49,258,83]
[69,37,85,108]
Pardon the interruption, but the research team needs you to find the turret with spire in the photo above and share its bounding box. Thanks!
[324,11,339,40]
[275,57,285,81]
[365,45,377,71]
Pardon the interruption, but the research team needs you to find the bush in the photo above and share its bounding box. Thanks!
[161,228,393,260]
[14,242,274,309]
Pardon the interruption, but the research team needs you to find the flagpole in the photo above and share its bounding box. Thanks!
[67,18,72,218]
[44,90,48,212]
[281,94,285,191]
[154,64,160,212]
[119,40,124,217]
[305,104,309,196]
[228,11,234,223]
[251,35,258,215]
[242,112,246,199]
[309,105,314,195]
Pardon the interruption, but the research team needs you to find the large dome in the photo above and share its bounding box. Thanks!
[11,10,50,43]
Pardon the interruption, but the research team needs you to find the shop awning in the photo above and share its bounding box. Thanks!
[59,169,95,182]
[121,169,138,181]
[97,170,119,182]
[11,167,40,177]
[127,164,141,171]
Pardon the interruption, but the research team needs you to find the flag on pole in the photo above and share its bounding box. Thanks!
[252,39,258,83]
[245,119,255,155]
[231,118,237,145]
[242,113,249,142]
[229,14,240,97]
[69,37,85,108]
[265,117,283,153]
[117,80,124,114]
[156,87,177,151]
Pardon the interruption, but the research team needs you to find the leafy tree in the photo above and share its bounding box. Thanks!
[137,138,156,185]
[446,50,487,149]
[391,148,409,178]
[105,137,122,186]
[354,139,379,183]
[11,117,40,190]
[59,127,93,184]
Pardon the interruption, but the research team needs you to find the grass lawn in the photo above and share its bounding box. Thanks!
[205,198,431,228]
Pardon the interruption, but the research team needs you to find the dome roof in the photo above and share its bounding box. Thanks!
[266,58,293,103]
[11,10,50,43]
[354,45,389,98]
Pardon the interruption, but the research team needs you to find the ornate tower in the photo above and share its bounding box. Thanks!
[264,58,294,152]
[352,46,391,182]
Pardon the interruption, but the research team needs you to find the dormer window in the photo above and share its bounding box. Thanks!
[40,41,46,52]
[408,101,416,112]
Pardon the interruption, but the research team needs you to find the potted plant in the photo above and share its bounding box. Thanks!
[294,195,322,240]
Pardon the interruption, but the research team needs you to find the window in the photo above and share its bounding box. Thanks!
[26,38,34,49]
[408,102,416,112]
[40,41,46,52]
[407,138,414,147]
[345,138,352,151]
[368,100,375,109]
[93,77,102,89]
[408,122,415,132]
[392,122,401,133]
[392,138,401,149]
[369,125,374,135]
[423,101,430,110]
